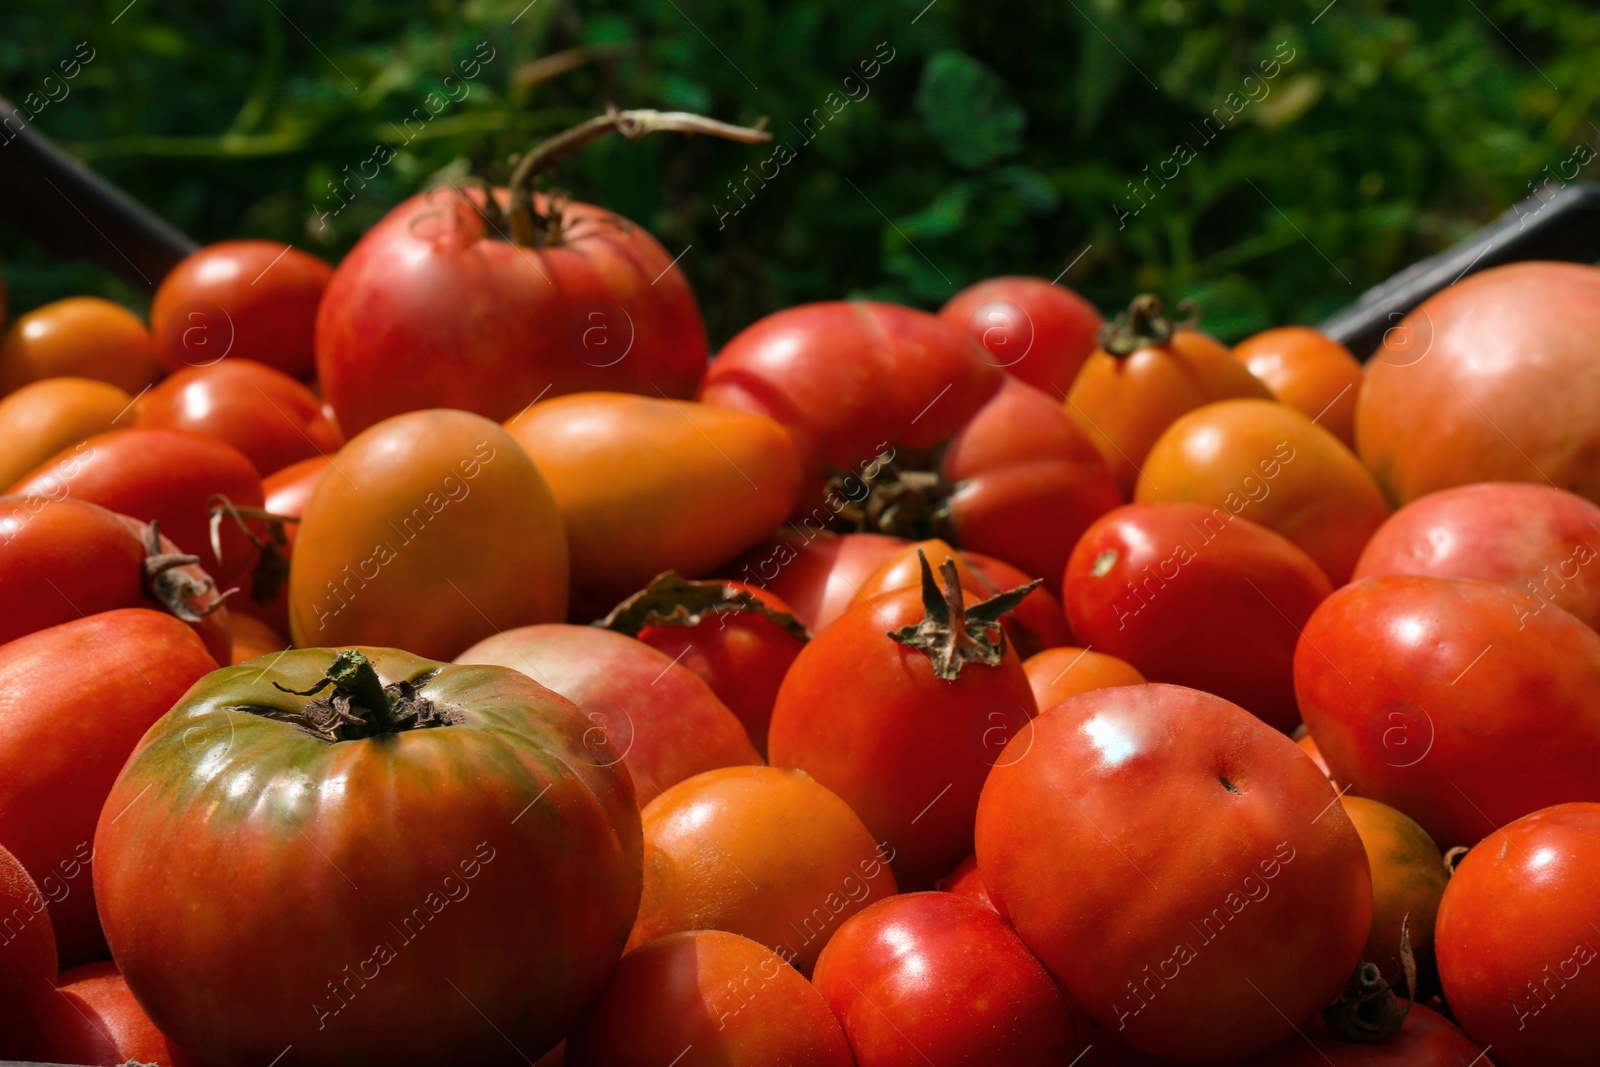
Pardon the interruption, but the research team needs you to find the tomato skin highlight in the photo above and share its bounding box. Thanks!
[1295,575,1600,849]
[1232,326,1364,450]
[94,648,642,1067]
[974,683,1371,1062]
[0,609,218,968]
[940,275,1104,395]
[1435,802,1600,1067]
[0,297,163,396]
[0,378,131,489]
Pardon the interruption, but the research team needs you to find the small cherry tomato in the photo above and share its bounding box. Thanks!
[0,297,163,396]
[1233,326,1364,449]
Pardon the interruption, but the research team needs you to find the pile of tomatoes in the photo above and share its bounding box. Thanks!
[0,136,1597,1067]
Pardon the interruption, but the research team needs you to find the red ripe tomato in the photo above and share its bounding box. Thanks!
[150,241,333,379]
[813,891,1084,1067]
[0,609,217,967]
[1063,503,1333,731]
[767,556,1038,888]
[0,842,56,1041]
[565,930,854,1067]
[1435,802,1600,1066]
[23,962,192,1067]
[133,359,343,475]
[456,623,760,805]
[1354,482,1600,631]
[0,497,231,663]
[937,852,995,911]
[6,428,264,586]
[1232,1003,1491,1066]
[317,188,709,436]
[600,574,807,757]
[940,275,1104,395]
[701,302,1119,587]
[1295,575,1600,848]
[975,684,1372,1062]
[725,530,909,632]
[227,454,328,635]
[95,649,642,1067]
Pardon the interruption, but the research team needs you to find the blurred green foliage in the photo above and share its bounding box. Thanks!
[2,0,1598,344]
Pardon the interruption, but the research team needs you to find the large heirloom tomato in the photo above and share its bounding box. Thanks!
[975,684,1371,1062]
[701,301,1120,587]
[1295,575,1600,848]
[0,609,217,967]
[1063,503,1332,731]
[939,275,1104,395]
[95,648,642,1067]
[1435,802,1600,1067]
[1358,261,1600,504]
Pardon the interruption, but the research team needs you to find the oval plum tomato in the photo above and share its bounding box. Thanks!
[724,530,909,631]
[150,240,333,378]
[1063,503,1332,731]
[937,852,994,911]
[287,410,567,659]
[1296,575,1600,848]
[505,393,802,617]
[6,428,264,586]
[23,962,192,1067]
[0,297,163,396]
[1232,326,1364,450]
[1358,261,1600,505]
[226,613,284,664]
[702,302,1119,588]
[318,185,710,436]
[95,648,642,1067]
[0,609,217,968]
[813,891,1083,1067]
[1137,398,1391,585]
[1354,482,1600,631]
[0,378,131,488]
[133,359,343,476]
[1024,646,1145,712]
[628,766,896,973]
[768,554,1039,888]
[1065,294,1271,496]
[598,574,807,756]
[940,275,1104,395]
[0,497,231,662]
[1232,1003,1492,1066]
[565,930,854,1067]
[975,683,1372,1061]
[0,842,57,1041]
[1435,802,1600,1066]
[456,623,760,805]
[1341,796,1448,988]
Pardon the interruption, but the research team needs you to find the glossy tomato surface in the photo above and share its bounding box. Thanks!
[1232,326,1364,449]
[726,530,909,632]
[1295,575,1600,848]
[0,378,131,488]
[0,297,163,396]
[975,684,1371,1062]
[940,275,1103,395]
[1024,646,1145,712]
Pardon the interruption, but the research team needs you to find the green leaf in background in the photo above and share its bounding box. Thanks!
[915,50,1027,169]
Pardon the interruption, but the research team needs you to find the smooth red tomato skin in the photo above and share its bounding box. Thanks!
[1063,503,1333,731]
[1231,1004,1491,1066]
[940,275,1103,395]
[95,649,642,1067]
[0,609,218,968]
[1294,575,1600,849]
[566,930,855,1067]
[22,962,192,1067]
[133,359,343,475]
[726,531,909,632]
[937,852,995,911]
[6,428,264,585]
[317,189,708,436]
[975,684,1371,1062]
[1353,482,1600,631]
[0,843,57,1039]
[1435,803,1600,1067]
[814,892,1081,1067]
[151,240,332,378]
[767,586,1038,889]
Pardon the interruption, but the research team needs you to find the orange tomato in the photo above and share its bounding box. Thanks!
[1341,795,1448,987]
[1065,294,1270,495]
[1233,326,1364,449]
[1136,398,1390,584]
[627,766,896,973]
[227,614,286,664]
[288,409,568,658]
[1023,646,1144,711]
[506,393,802,618]
[0,378,131,487]
[0,298,163,396]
